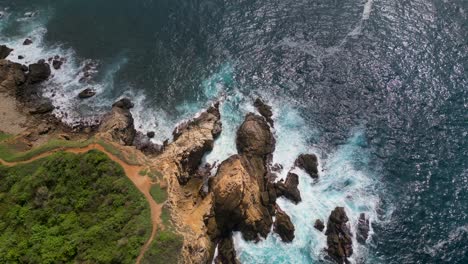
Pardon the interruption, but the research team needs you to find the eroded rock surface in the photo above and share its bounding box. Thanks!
[295,153,319,179]
[326,207,353,264]
[214,236,240,264]
[254,98,273,126]
[27,61,51,84]
[98,98,136,145]
[0,59,26,91]
[0,45,13,59]
[314,219,325,232]
[357,213,370,244]
[274,206,295,242]
[275,172,301,204]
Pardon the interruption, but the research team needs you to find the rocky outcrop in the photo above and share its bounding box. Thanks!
[0,45,13,59]
[210,112,277,242]
[214,236,240,264]
[132,131,163,155]
[27,61,51,84]
[0,59,26,91]
[29,101,54,115]
[274,206,295,242]
[78,88,96,99]
[274,172,301,204]
[295,154,319,179]
[357,213,369,244]
[326,207,353,264]
[314,219,325,232]
[98,98,136,145]
[254,98,273,126]
[23,38,33,45]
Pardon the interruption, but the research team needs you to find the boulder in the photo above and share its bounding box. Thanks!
[78,88,96,99]
[236,113,275,157]
[357,213,370,244]
[314,219,325,232]
[0,59,27,91]
[28,61,51,84]
[23,38,33,45]
[214,236,240,264]
[0,45,13,59]
[295,154,319,179]
[18,55,24,60]
[254,98,274,126]
[275,172,301,204]
[98,98,136,145]
[29,101,54,115]
[325,207,353,264]
[273,206,295,242]
[52,59,63,70]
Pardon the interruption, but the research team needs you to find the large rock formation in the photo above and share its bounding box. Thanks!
[0,59,26,92]
[0,45,13,59]
[274,206,295,242]
[274,172,301,204]
[211,112,277,241]
[27,61,51,84]
[326,207,353,264]
[314,219,325,232]
[357,213,370,244]
[214,236,240,264]
[98,98,136,145]
[295,153,319,179]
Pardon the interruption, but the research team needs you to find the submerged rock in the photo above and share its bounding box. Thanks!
[275,172,301,204]
[325,207,353,264]
[214,236,240,264]
[98,98,136,145]
[357,213,370,244]
[274,206,295,242]
[78,88,96,99]
[314,219,325,232]
[28,61,51,84]
[0,45,13,59]
[147,131,155,138]
[295,153,319,179]
[52,59,63,70]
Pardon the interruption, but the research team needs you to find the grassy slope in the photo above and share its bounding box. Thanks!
[0,150,151,263]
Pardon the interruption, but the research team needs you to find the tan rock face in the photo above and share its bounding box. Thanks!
[236,113,275,156]
[98,98,136,146]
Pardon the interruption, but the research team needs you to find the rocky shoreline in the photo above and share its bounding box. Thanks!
[0,44,371,264]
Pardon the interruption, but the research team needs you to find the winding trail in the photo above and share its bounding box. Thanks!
[0,143,161,264]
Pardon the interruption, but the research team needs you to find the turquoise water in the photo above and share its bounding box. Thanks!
[0,0,467,263]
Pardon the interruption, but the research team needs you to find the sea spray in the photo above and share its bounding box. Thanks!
[233,108,383,264]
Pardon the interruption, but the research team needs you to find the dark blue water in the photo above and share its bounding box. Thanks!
[1,0,467,263]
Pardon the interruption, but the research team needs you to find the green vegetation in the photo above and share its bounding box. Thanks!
[0,138,93,162]
[150,185,168,204]
[139,168,149,176]
[148,169,164,181]
[0,150,152,264]
[0,132,12,142]
[96,139,139,165]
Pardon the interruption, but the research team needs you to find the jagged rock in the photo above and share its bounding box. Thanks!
[274,206,295,242]
[18,55,24,60]
[171,103,222,185]
[326,207,353,264]
[29,101,54,115]
[214,236,240,264]
[28,61,51,84]
[0,59,27,91]
[78,88,96,99]
[147,131,155,138]
[254,98,274,126]
[357,213,370,244]
[275,172,301,204]
[314,219,325,232]
[112,97,134,109]
[132,131,163,155]
[271,163,283,172]
[295,154,319,179]
[236,113,275,157]
[0,45,13,59]
[98,98,136,145]
[23,38,33,45]
[52,59,63,70]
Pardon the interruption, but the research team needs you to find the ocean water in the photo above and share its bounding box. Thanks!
[1,0,467,263]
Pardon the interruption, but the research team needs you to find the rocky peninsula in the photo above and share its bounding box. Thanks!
[0,44,370,264]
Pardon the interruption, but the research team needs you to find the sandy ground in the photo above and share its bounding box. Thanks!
[0,91,29,134]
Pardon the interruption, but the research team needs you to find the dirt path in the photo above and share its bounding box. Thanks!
[0,143,161,264]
